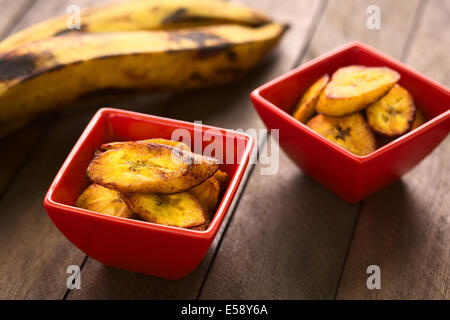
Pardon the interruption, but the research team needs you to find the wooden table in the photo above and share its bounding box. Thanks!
[0,0,448,300]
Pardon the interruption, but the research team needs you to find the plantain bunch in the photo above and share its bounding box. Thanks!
[0,0,288,138]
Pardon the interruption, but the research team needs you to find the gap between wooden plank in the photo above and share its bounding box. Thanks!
[62,255,88,300]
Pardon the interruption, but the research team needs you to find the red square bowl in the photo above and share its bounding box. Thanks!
[251,42,450,203]
[44,108,253,279]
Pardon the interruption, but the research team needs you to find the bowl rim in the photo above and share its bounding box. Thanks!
[44,107,254,240]
[251,41,450,164]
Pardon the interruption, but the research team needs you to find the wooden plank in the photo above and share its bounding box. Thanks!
[201,141,359,299]
[67,0,322,299]
[0,0,38,193]
[336,0,450,300]
[199,0,422,299]
[0,0,133,300]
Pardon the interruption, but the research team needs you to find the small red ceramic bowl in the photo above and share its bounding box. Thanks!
[44,108,253,279]
[251,42,450,203]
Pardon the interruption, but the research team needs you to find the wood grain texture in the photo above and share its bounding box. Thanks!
[164,0,321,131]
[67,0,323,299]
[0,0,111,195]
[199,0,423,299]
[336,0,450,300]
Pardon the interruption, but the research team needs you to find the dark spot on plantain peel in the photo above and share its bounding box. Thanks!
[169,31,224,46]
[0,53,40,81]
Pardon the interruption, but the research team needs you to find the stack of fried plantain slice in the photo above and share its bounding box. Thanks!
[76,138,229,230]
[292,65,425,155]
[0,0,287,138]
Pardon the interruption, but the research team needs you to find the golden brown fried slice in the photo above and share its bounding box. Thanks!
[366,84,415,136]
[292,74,329,123]
[87,142,218,194]
[122,192,206,228]
[307,113,376,156]
[75,183,136,219]
[189,177,220,214]
[316,65,400,116]
[213,170,230,192]
[100,138,190,152]
[411,108,426,130]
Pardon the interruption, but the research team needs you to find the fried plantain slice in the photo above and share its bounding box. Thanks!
[100,138,190,152]
[316,65,400,116]
[307,113,376,156]
[191,218,211,231]
[292,74,329,123]
[213,170,230,192]
[75,183,136,219]
[411,108,426,130]
[87,142,218,194]
[122,192,206,228]
[189,176,220,214]
[366,84,415,136]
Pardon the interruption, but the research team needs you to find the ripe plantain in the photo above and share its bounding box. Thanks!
[100,138,190,152]
[316,65,400,116]
[75,183,137,219]
[0,23,286,126]
[366,84,415,136]
[0,0,271,53]
[292,74,329,123]
[87,141,218,193]
[121,192,206,228]
[307,113,376,156]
